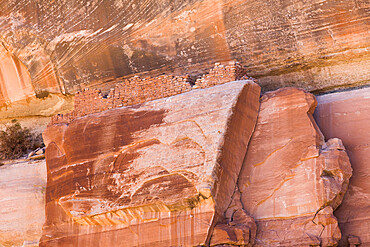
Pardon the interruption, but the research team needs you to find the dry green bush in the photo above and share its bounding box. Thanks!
[0,119,44,159]
[35,90,50,99]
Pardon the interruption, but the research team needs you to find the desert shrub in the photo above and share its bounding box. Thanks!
[0,120,44,159]
[35,90,50,99]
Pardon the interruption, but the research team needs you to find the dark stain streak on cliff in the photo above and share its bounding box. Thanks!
[63,108,166,163]
[0,0,368,96]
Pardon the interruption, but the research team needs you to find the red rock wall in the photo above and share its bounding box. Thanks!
[41,82,357,246]
[237,88,352,246]
[315,87,370,246]
[0,0,368,96]
[0,43,34,104]
[0,160,46,247]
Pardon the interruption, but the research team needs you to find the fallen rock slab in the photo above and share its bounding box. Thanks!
[41,81,260,246]
[238,88,352,246]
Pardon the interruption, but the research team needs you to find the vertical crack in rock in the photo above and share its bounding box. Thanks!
[209,185,257,246]
[205,82,261,246]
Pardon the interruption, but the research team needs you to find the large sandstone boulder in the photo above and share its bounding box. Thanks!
[41,81,261,246]
[315,87,370,246]
[0,160,46,247]
[238,88,352,246]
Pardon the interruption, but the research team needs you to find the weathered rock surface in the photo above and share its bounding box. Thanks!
[0,94,74,119]
[210,187,257,246]
[0,0,368,100]
[315,87,370,246]
[41,81,261,246]
[238,88,352,246]
[0,160,46,247]
[0,43,34,105]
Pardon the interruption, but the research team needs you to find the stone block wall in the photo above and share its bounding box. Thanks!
[50,61,250,125]
[196,62,248,88]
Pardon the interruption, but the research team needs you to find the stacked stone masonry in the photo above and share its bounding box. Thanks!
[50,62,250,125]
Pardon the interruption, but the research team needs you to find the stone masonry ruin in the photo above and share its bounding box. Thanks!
[50,61,250,125]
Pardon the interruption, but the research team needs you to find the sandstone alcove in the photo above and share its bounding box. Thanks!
[0,43,34,105]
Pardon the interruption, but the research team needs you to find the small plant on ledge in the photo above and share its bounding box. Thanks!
[0,119,44,160]
[35,90,50,99]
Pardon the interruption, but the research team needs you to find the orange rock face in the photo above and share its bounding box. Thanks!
[238,88,352,246]
[41,81,261,246]
[0,43,34,105]
[0,160,46,247]
[39,83,355,246]
[315,87,370,246]
[0,0,368,95]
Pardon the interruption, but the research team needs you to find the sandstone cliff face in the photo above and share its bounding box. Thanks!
[237,88,352,246]
[315,87,370,247]
[0,0,368,101]
[0,43,34,105]
[0,1,366,244]
[41,81,261,246]
[0,160,46,247]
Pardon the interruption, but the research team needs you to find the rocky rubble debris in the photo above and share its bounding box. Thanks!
[28,147,45,160]
[348,235,361,247]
